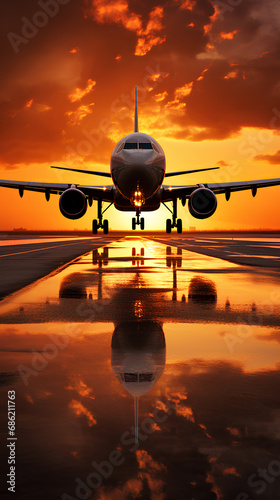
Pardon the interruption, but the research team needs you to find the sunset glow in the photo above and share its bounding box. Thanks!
[1,1,280,230]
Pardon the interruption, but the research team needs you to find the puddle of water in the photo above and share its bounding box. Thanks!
[0,237,280,500]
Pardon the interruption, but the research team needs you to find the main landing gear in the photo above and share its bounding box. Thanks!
[163,198,182,234]
[132,210,145,230]
[92,199,113,235]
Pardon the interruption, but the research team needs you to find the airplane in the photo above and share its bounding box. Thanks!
[1,86,280,234]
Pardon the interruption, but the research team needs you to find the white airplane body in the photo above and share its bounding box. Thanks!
[1,86,280,234]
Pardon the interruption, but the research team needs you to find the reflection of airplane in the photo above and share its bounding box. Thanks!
[1,87,280,234]
[111,321,166,442]
[188,276,217,305]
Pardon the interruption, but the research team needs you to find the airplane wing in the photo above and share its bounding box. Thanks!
[0,179,114,202]
[162,178,280,201]
[164,166,219,177]
[51,166,112,178]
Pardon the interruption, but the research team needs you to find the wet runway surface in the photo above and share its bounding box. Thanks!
[0,237,117,300]
[152,235,280,269]
[1,237,280,499]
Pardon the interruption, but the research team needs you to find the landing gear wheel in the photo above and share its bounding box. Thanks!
[166,219,172,234]
[103,219,109,234]
[132,218,136,230]
[140,217,145,230]
[92,219,98,234]
[177,219,182,234]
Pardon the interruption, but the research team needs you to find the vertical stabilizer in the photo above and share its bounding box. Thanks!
[134,86,139,133]
[134,396,139,443]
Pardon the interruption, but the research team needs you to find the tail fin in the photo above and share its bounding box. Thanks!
[134,86,138,133]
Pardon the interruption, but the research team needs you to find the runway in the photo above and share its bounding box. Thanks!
[151,233,280,268]
[0,236,119,300]
[0,235,280,500]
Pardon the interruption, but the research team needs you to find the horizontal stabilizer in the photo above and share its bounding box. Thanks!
[165,167,219,177]
[51,166,111,178]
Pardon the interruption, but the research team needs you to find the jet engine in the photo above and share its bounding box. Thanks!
[59,188,87,219]
[188,187,217,219]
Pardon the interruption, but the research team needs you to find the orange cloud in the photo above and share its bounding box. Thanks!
[65,103,95,124]
[154,91,168,102]
[224,70,238,79]
[136,450,167,472]
[69,47,78,54]
[176,405,195,422]
[65,375,95,399]
[175,82,193,99]
[176,0,196,10]
[86,0,142,31]
[68,79,96,103]
[68,399,96,426]
[255,149,280,164]
[135,6,166,56]
[25,99,34,109]
[25,393,34,404]
[219,30,238,40]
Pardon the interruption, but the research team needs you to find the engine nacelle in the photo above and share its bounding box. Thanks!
[59,188,87,220]
[188,187,217,219]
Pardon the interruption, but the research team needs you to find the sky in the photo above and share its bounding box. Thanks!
[0,0,280,231]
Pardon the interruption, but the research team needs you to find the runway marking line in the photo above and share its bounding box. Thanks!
[0,239,101,258]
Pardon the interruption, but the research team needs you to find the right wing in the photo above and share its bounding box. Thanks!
[164,167,219,177]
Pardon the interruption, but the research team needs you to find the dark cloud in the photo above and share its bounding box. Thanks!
[0,0,280,169]
[255,150,280,164]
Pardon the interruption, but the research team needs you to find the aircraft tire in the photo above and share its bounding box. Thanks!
[92,219,98,234]
[103,219,109,234]
[140,217,145,230]
[132,218,136,230]
[166,219,172,233]
[177,219,182,234]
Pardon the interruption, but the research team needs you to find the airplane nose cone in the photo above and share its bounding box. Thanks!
[122,151,153,167]
[112,151,164,199]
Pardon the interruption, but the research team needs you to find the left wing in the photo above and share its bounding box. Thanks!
[162,178,280,201]
[0,179,114,202]
[51,166,111,178]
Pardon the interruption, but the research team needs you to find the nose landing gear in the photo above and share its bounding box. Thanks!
[164,198,183,234]
[132,210,145,230]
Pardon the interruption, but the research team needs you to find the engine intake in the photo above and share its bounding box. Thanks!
[59,188,87,220]
[188,187,217,219]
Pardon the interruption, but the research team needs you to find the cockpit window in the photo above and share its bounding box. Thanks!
[124,142,138,149]
[139,373,155,382]
[139,143,153,149]
[124,373,138,382]
[122,373,155,382]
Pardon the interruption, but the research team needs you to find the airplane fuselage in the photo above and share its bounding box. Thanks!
[110,132,166,211]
